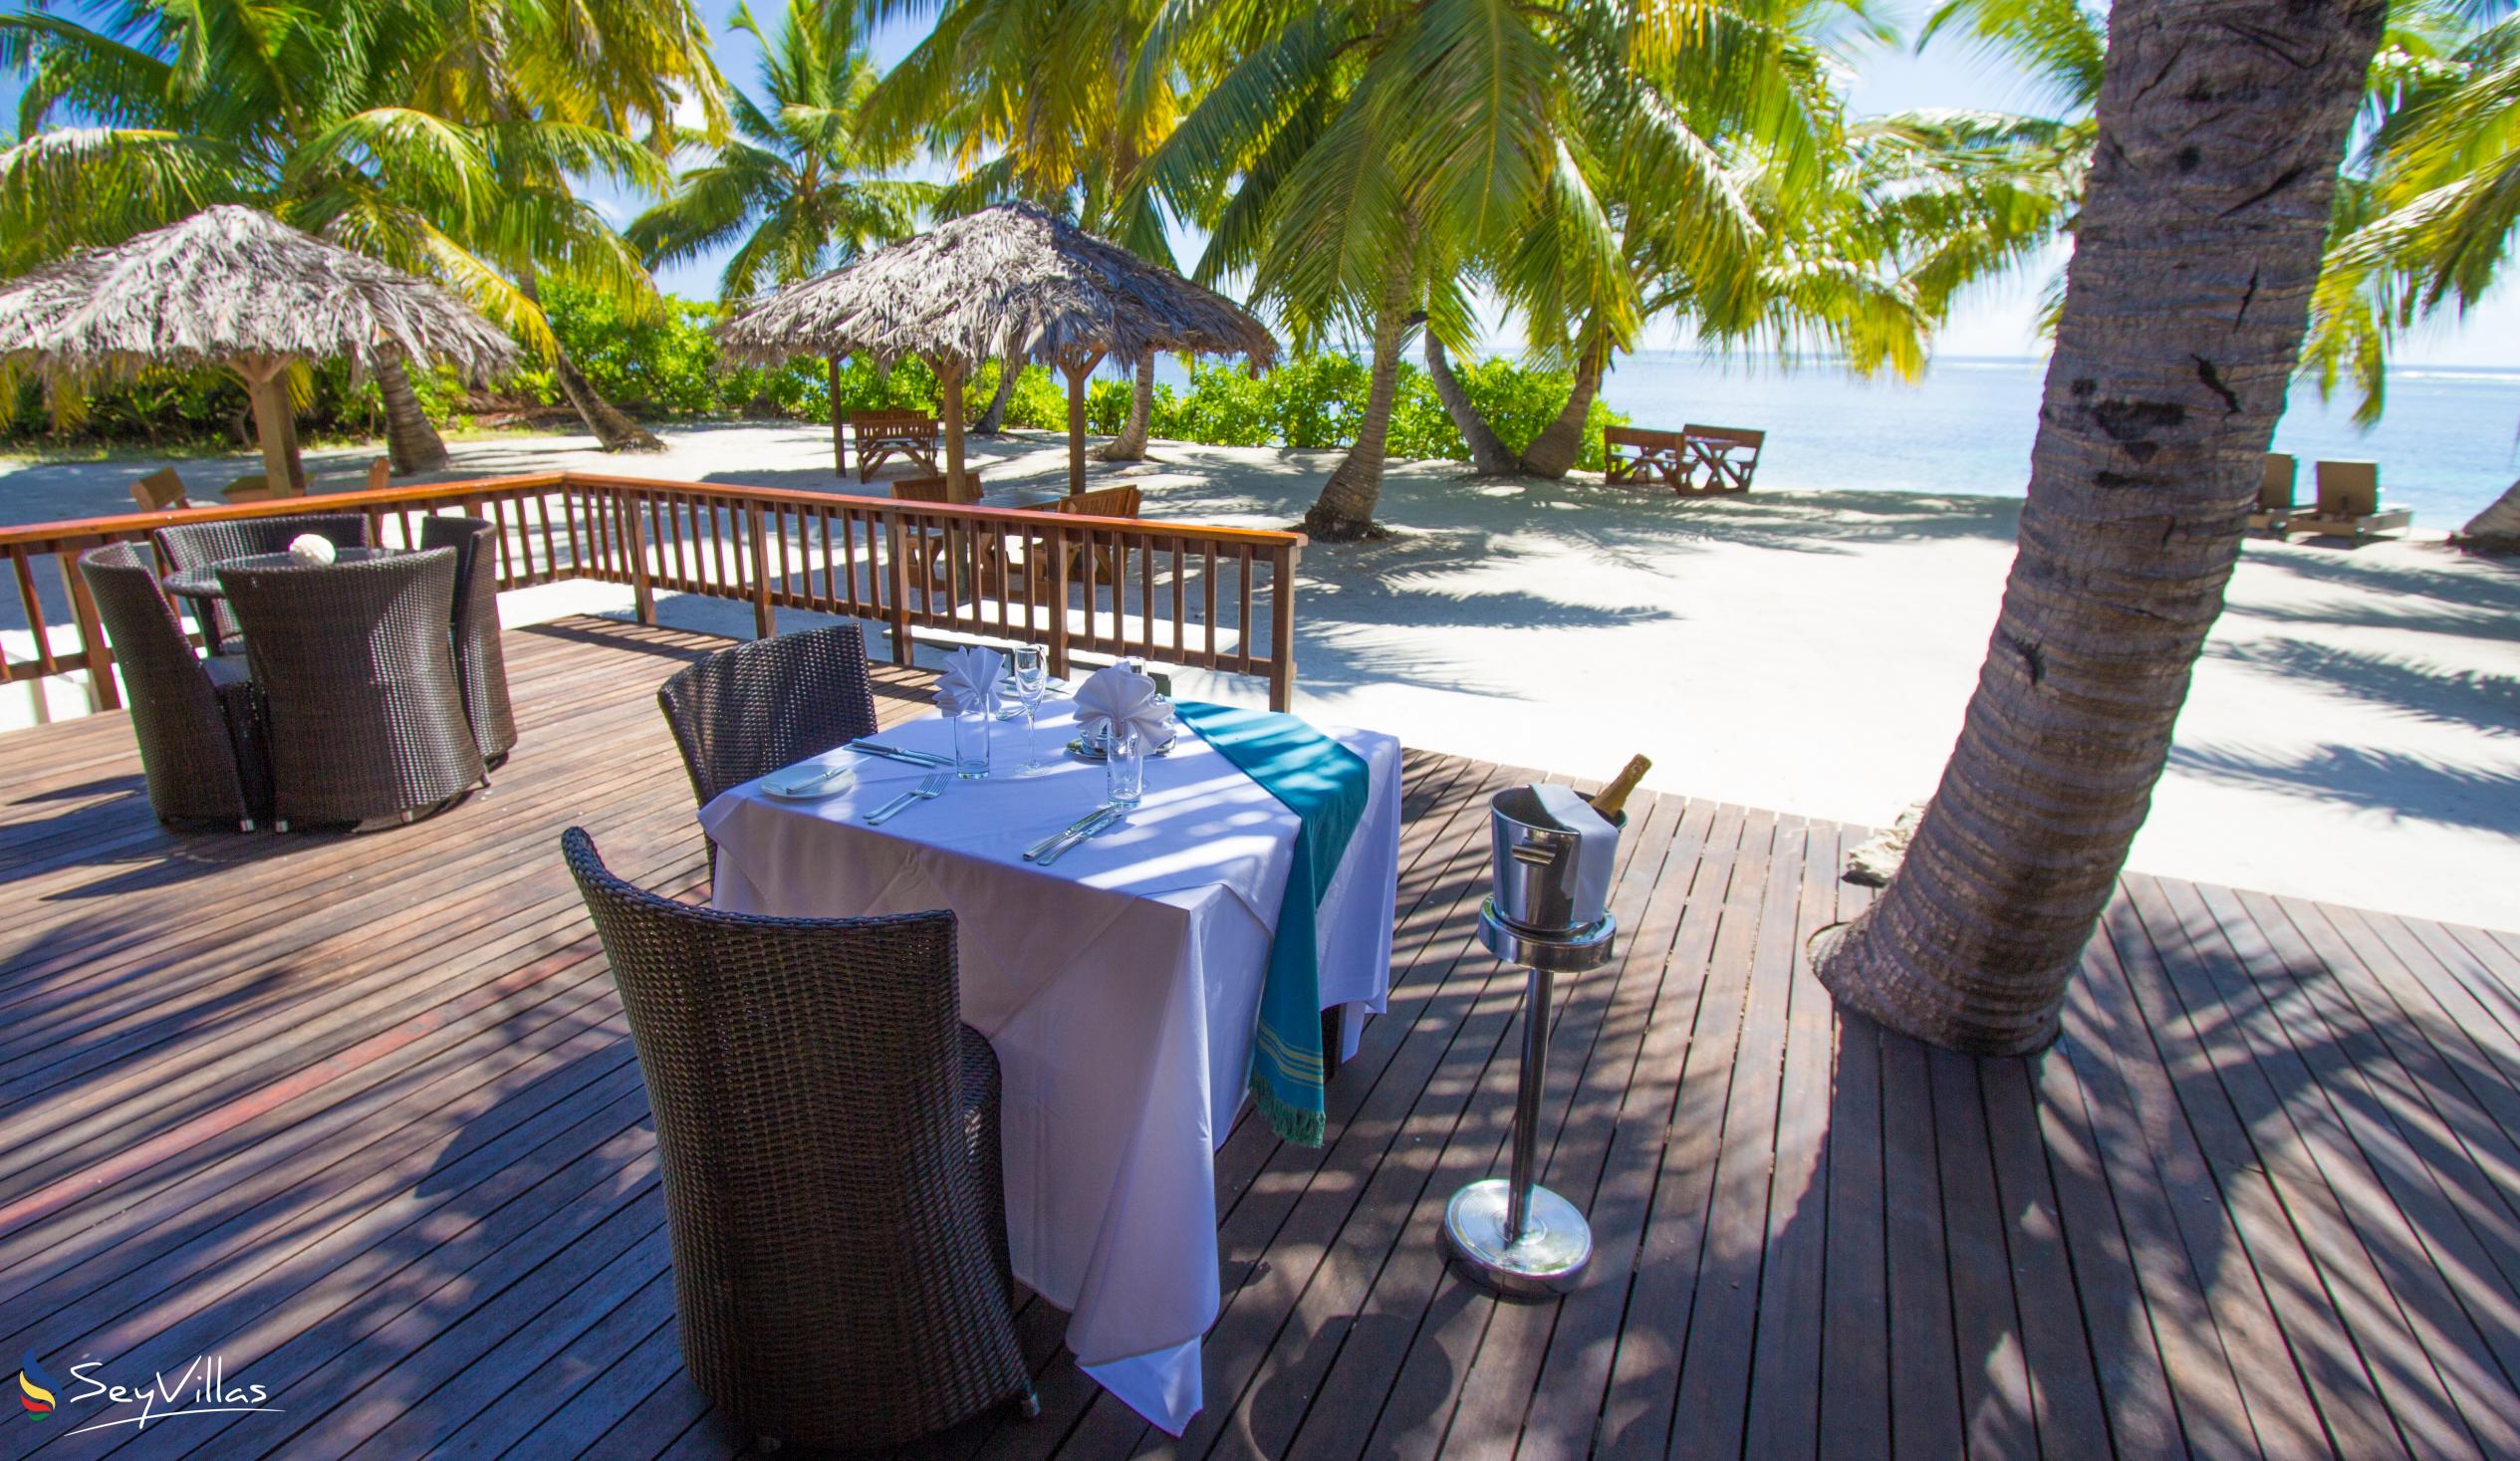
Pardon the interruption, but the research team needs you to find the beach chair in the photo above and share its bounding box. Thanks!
[129,467,191,512]
[1680,424,1764,494]
[852,409,942,481]
[221,473,279,503]
[1604,426,1690,490]
[1035,485,1140,594]
[2250,453,2301,535]
[365,457,391,491]
[2295,460,2414,543]
[891,475,989,592]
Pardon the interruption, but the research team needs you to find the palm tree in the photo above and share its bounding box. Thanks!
[1812,0,2389,1055]
[630,0,933,471]
[2301,6,2520,422]
[864,0,1186,462]
[1145,0,1907,530]
[0,0,721,469]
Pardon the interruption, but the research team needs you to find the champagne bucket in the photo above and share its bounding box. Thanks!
[1488,787,1618,934]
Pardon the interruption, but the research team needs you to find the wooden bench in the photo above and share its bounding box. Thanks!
[1604,423,1765,494]
[1680,423,1763,493]
[850,409,941,481]
[1604,426,1691,491]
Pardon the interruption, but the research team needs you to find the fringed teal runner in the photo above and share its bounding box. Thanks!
[1174,701,1369,1146]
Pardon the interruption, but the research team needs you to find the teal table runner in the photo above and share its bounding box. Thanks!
[1173,701,1371,1146]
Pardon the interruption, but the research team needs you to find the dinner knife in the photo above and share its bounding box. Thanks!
[849,741,952,767]
[1036,809,1125,867]
[1023,804,1116,860]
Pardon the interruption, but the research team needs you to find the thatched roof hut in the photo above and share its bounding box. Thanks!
[718,201,1278,493]
[0,206,518,493]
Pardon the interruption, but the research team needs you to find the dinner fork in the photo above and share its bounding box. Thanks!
[865,772,951,826]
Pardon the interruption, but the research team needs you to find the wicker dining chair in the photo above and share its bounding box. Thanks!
[152,512,373,654]
[561,828,1036,1449]
[656,624,879,818]
[418,515,518,766]
[221,548,485,830]
[76,543,269,830]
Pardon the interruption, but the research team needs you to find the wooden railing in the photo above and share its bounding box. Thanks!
[0,470,1307,712]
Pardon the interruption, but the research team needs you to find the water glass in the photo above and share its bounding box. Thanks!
[1105,726,1145,808]
[1012,645,1050,771]
[952,703,993,779]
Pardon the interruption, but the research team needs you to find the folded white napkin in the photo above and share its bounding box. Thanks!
[935,645,1005,715]
[1074,663,1170,746]
[286,534,337,565]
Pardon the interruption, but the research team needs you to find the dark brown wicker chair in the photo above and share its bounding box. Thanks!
[561,828,1035,1449]
[656,624,879,816]
[152,512,372,654]
[220,548,484,830]
[77,543,269,830]
[418,515,518,766]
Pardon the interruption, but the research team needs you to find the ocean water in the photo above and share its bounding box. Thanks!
[1150,350,2520,526]
[1592,353,2520,527]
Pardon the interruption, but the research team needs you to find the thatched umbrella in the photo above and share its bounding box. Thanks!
[717,201,1278,495]
[0,206,518,493]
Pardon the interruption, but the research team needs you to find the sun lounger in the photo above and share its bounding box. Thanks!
[221,473,279,503]
[130,467,191,512]
[2294,459,2414,542]
[2250,452,2301,535]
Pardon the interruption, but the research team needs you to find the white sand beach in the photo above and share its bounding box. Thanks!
[6,421,2515,929]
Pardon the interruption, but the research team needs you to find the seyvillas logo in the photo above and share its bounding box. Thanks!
[19,1350,283,1436]
[17,1351,56,1417]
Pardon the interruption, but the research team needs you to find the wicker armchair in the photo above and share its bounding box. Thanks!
[221,548,485,830]
[77,543,268,830]
[561,828,1035,1448]
[656,624,879,816]
[152,512,372,654]
[418,515,518,766]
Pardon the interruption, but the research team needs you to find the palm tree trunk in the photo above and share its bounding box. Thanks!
[1095,356,1155,460]
[977,355,1023,434]
[517,277,661,453]
[553,350,664,452]
[1304,260,1414,541]
[376,358,448,474]
[1518,332,1607,478]
[1421,326,1519,477]
[1812,0,2389,1057]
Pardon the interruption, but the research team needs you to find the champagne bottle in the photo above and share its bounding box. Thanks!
[1589,754,1651,821]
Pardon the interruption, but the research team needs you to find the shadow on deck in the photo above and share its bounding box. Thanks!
[3,615,2517,1459]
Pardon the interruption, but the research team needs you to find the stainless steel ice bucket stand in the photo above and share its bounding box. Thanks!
[1441,794,1619,1300]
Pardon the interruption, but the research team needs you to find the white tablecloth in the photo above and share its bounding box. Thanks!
[697,700,1402,1433]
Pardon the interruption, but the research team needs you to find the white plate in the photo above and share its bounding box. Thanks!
[761,764,857,799]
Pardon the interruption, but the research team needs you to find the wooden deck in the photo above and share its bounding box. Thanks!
[6,615,2519,1460]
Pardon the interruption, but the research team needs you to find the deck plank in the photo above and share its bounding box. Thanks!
[2,614,2514,1460]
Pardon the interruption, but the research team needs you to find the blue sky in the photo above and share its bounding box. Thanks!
[9,1,2518,365]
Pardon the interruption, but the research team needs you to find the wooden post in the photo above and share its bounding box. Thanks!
[625,492,654,625]
[236,357,305,495]
[1269,540,1300,711]
[749,501,775,638]
[1046,518,1074,685]
[829,355,847,476]
[61,547,119,711]
[1060,349,1105,497]
[884,518,914,665]
[939,361,968,495]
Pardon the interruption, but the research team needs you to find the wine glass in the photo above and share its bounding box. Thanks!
[1012,643,1051,772]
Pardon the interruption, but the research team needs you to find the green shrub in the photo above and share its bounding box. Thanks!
[2,276,1629,475]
